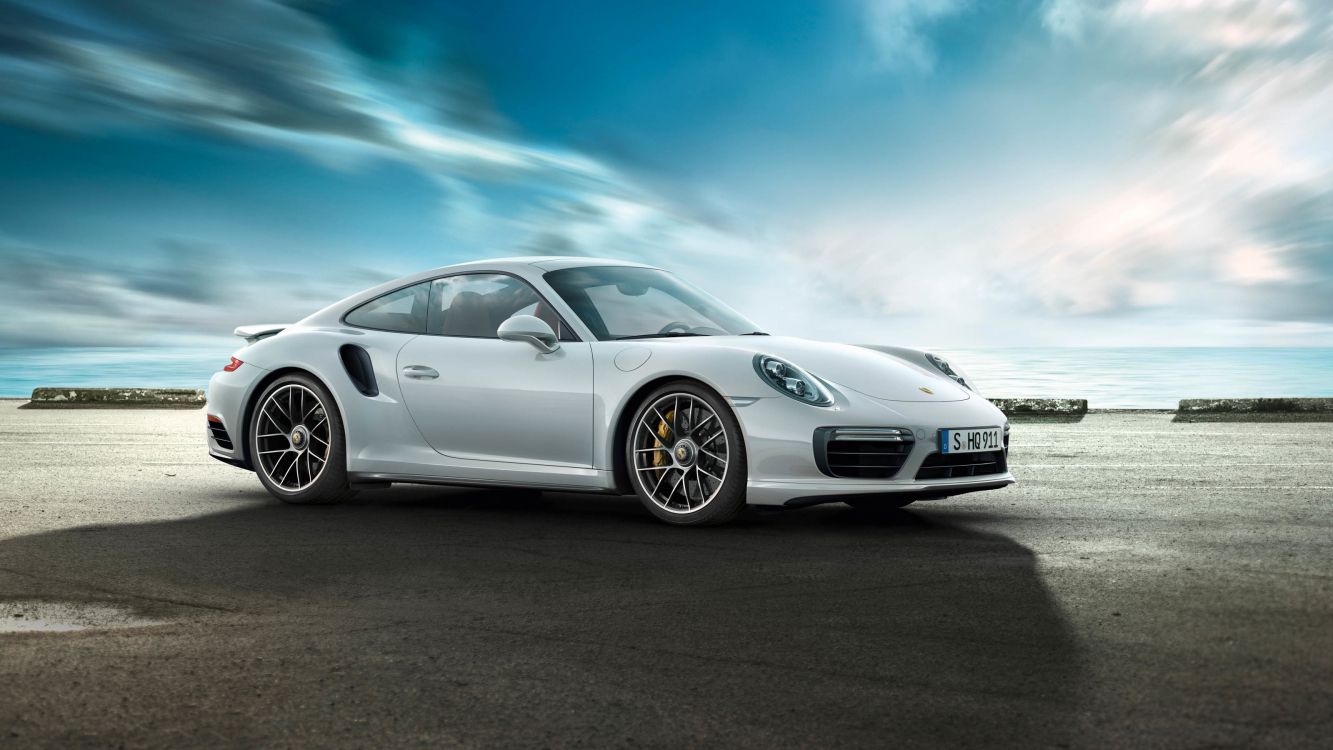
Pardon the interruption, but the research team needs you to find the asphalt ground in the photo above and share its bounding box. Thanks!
[0,402,1329,748]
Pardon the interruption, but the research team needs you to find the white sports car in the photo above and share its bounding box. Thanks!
[207,257,1012,525]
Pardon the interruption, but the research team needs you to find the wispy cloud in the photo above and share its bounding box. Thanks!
[0,236,397,347]
[859,0,970,72]
[798,0,1333,343]
[0,0,750,260]
[1,1,1329,348]
[1019,0,1333,315]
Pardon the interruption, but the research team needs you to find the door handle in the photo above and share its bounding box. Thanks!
[401,365,439,380]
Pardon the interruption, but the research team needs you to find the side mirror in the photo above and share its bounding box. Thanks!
[497,314,560,354]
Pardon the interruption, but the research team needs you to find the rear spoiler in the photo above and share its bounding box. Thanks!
[234,324,288,344]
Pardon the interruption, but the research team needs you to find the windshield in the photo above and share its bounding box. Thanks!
[543,266,759,341]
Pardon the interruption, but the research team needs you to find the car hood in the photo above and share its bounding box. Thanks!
[670,336,970,402]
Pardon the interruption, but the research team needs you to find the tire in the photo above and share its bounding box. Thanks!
[249,373,357,505]
[625,381,747,526]
[844,496,918,514]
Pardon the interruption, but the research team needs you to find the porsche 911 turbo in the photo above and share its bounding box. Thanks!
[207,257,1012,525]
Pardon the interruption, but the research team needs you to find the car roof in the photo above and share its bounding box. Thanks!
[416,256,660,276]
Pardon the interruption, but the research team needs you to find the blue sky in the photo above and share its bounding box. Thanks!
[1,0,1330,349]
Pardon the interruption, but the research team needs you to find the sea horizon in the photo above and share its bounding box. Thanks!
[2,345,1330,409]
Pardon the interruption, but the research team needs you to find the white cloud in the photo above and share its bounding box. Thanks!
[1042,0,1095,39]
[2,0,1329,347]
[1043,0,1312,49]
[1018,0,1332,318]
[795,0,1333,343]
[1112,0,1310,51]
[860,0,969,72]
[1222,244,1294,284]
[0,0,797,352]
[0,234,417,348]
[0,0,748,269]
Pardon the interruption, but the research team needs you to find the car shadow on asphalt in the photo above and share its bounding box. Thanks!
[0,488,1085,748]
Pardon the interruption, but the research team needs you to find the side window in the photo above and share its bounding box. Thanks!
[345,281,430,333]
[428,274,574,339]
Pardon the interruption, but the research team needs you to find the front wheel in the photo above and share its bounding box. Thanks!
[626,382,747,526]
[250,373,356,505]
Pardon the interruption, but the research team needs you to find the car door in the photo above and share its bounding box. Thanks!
[395,273,594,468]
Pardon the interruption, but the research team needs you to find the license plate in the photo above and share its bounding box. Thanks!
[940,427,1003,454]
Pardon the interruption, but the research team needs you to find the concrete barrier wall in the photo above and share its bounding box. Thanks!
[1175,398,1333,422]
[983,397,1333,422]
[988,398,1088,418]
[25,388,206,409]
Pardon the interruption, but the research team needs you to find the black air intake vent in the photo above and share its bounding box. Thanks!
[207,418,233,451]
[915,449,1007,480]
[340,344,378,397]
[814,427,915,479]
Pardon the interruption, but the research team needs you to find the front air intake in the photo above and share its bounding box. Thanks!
[814,427,915,479]
[915,449,1008,480]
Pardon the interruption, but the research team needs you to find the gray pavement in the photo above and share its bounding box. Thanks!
[0,402,1329,748]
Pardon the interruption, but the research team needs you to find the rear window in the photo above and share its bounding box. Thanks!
[345,282,430,333]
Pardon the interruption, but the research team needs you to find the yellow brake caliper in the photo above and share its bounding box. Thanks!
[652,409,675,468]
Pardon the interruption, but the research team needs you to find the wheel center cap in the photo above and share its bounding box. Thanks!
[290,426,308,450]
[673,439,697,467]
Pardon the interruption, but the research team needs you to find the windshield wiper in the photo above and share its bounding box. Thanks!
[614,332,711,340]
[740,331,769,336]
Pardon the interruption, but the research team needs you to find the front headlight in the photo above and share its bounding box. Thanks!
[925,353,975,391]
[754,355,834,406]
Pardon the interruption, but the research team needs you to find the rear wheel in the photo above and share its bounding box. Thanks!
[250,373,356,505]
[626,382,747,526]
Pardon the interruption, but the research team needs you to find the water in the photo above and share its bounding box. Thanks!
[936,347,1333,408]
[1,346,1330,409]
[0,346,229,400]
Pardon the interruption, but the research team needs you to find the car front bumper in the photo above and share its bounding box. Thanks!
[732,388,1015,506]
[747,474,1014,507]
